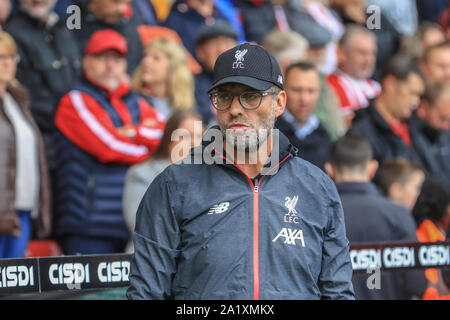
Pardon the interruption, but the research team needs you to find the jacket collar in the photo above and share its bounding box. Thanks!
[190,125,297,176]
[281,110,320,140]
[364,100,417,135]
[336,181,382,196]
[363,101,394,134]
[17,9,60,29]
[3,84,29,110]
[410,112,442,143]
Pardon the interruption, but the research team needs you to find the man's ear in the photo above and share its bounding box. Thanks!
[324,162,335,179]
[274,90,286,118]
[82,55,89,67]
[337,45,348,67]
[388,182,402,201]
[419,59,429,79]
[367,160,378,181]
[195,45,205,63]
[416,100,429,119]
[382,75,397,94]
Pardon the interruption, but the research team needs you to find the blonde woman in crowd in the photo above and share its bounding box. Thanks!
[133,38,196,120]
[0,31,51,258]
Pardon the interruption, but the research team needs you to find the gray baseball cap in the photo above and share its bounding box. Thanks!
[196,20,239,46]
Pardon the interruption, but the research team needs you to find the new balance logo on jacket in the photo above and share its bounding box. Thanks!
[207,202,230,214]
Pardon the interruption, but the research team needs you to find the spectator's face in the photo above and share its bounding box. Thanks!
[331,0,366,23]
[340,33,377,79]
[0,0,12,25]
[186,0,214,17]
[390,73,425,119]
[83,50,127,90]
[140,48,170,87]
[331,0,365,9]
[306,46,327,70]
[0,45,17,86]
[215,83,286,153]
[420,96,450,131]
[89,0,131,24]
[20,0,56,19]
[389,171,425,211]
[168,117,204,163]
[285,68,320,125]
[423,48,450,85]
[196,36,237,72]
[422,29,446,54]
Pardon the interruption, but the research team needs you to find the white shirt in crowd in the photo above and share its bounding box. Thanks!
[3,92,40,217]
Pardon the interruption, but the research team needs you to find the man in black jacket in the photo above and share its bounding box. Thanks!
[5,0,82,169]
[325,134,427,300]
[275,61,331,171]
[410,83,450,178]
[348,56,429,173]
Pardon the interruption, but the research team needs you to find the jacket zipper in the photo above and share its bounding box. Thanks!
[252,178,260,300]
[250,154,292,300]
[213,147,292,300]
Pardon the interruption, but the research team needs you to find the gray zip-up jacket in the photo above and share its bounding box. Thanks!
[127,128,354,300]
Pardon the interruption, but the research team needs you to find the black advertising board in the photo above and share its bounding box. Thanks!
[38,254,131,292]
[0,242,449,295]
[0,258,39,294]
[0,254,132,295]
[350,241,450,273]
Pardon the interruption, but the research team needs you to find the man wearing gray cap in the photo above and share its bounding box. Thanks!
[127,43,355,300]
[195,20,238,126]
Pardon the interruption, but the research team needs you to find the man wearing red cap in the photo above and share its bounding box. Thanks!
[53,29,165,255]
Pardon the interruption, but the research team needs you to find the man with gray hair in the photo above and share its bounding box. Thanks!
[264,30,345,140]
[5,0,81,170]
[263,30,309,75]
[127,43,355,300]
[327,24,381,128]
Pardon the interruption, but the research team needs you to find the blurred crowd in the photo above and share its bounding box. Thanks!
[0,0,449,299]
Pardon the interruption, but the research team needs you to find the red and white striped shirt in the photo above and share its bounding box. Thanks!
[304,2,344,40]
[327,70,381,115]
[55,86,165,165]
[304,2,345,74]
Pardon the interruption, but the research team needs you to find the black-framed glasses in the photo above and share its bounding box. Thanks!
[0,54,20,64]
[209,90,278,111]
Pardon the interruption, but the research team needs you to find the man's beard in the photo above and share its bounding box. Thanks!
[219,101,276,154]
[102,78,120,91]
